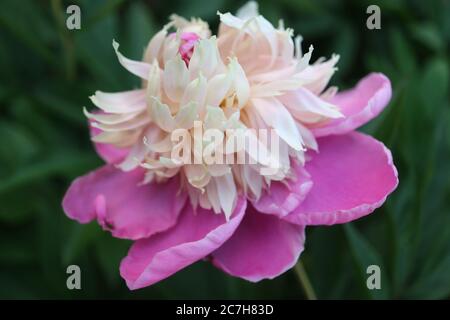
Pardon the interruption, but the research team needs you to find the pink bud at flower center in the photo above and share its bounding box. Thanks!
[176,32,200,65]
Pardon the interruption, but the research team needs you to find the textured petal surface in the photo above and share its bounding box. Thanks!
[211,205,305,282]
[62,165,186,240]
[284,132,398,226]
[120,198,247,290]
[89,124,129,164]
[252,164,312,217]
[312,73,392,137]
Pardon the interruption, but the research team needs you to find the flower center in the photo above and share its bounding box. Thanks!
[178,32,200,65]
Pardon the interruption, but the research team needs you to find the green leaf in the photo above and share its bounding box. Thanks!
[389,27,417,75]
[420,58,449,118]
[123,1,157,59]
[62,223,103,265]
[176,0,226,20]
[410,23,444,52]
[344,224,390,299]
[75,15,124,90]
[82,0,126,28]
[121,1,157,87]
[0,152,97,194]
[0,229,36,264]
[0,0,56,64]
[94,234,130,288]
[332,22,357,79]
[0,121,39,169]
[33,91,86,126]
[406,254,450,299]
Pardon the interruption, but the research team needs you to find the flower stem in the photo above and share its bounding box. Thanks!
[294,260,317,300]
[51,0,76,81]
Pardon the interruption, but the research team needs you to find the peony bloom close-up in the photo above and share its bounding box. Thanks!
[62,1,398,290]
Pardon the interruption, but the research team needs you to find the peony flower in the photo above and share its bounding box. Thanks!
[63,2,398,290]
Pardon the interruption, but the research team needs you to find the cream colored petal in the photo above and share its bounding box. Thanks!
[83,108,140,125]
[243,165,263,199]
[90,90,146,114]
[296,122,318,151]
[199,191,212,210]
[146,60,161,100]
[236,1,259,20]
[250,77,305,97]
[159,156,184,168]
[180,74,207,110]
[148,97,175,132]
[301,54,339,94]
[189,37,224,79]
[223,110,245,130]
[279,88,343,121]
[162,33,181,66]
[170,14,211,38]
[214,173,237,220]
[163,54,190,102]
[320,86,338,101]
[175,101,198,129]
[112,40,151,79]
[251,98,303,151]
[204,105,227,130]
[144,133,173,153]
[91,129,141,147]
[185,164,211,189]
[117,137,148,171]
[207,164,231,177]
[205,73,232,107]
[278,29,295,62]
[206,179,221,214]
[218,12,246,29]
[229,58,250,108]
[143,28,168,63]
[91,114,150,132]
[155,167,181,179]
[296,44,314,72]
[255,16,278,67]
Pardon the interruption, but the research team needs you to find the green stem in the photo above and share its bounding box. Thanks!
[51,0,76,81]
[294,260,317,300]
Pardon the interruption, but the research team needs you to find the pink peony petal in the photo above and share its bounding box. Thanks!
[62,165,186,240]
[178,32,200,65]
[211,205,305,282]
[251,163,312,217]
[312,73,392,137]
[89,124,129,164]
[284,132,398,226]
[119,198,247,290]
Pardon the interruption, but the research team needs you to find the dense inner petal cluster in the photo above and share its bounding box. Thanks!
[86,4,345,218]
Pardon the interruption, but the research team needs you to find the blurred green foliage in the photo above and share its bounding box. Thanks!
[0,0,449,299]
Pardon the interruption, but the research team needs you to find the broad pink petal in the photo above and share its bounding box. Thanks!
[284,132,398,226]
[62,165,186,240]
[211,205,305,282]
[251,164,312,217]
[120,198,247,290]
[89,124,128,164]
[312,73,392,137]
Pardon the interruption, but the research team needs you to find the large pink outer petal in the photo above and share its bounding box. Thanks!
[312,73,392,137]
[284,132,398,226]
[211,206,305,282]
[62,165,186,240]
[251,164,312,217]
[89,122,129,164]
[120,198,247,290]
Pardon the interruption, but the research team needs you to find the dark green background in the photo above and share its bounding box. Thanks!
[0,0,449,299]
